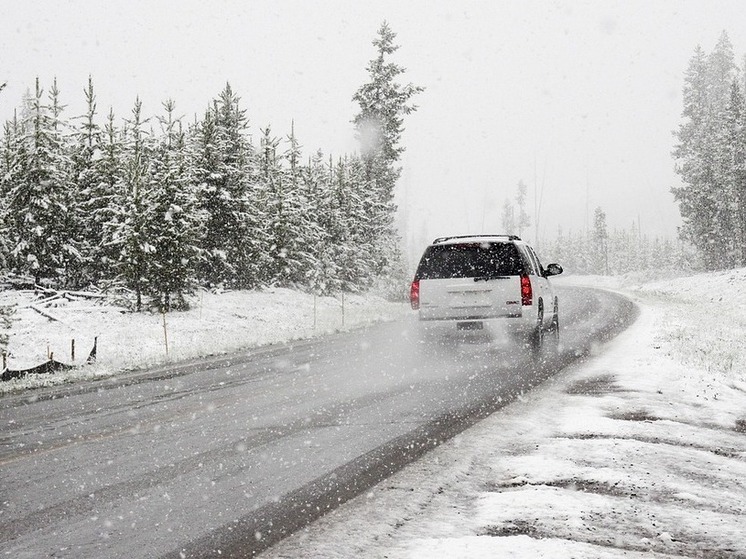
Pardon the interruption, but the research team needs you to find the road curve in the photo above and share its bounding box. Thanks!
[0,286,636,558]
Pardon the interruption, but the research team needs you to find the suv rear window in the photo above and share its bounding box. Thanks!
[415,242,524,280]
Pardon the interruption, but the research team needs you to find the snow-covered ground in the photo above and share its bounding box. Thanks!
[0,287,408,394]
[259,269,746,558]
[3,271,746,557]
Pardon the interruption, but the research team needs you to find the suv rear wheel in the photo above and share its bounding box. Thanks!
[547,299,560,351]
[529,301,544,355]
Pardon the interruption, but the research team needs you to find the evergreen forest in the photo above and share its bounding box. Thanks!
[0,23,422,311]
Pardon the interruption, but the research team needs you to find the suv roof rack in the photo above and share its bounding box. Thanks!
[431,234,521,244]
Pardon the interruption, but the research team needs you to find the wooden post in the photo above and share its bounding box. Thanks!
[71,339,75,362]
[2,351,6,370]
[162,310,169,357]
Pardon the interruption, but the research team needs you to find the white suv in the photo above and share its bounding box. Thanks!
[410,235,563,353]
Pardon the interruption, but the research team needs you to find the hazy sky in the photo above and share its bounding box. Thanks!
[2,0,746,258]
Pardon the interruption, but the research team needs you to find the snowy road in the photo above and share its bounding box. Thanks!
[0,286,635,559]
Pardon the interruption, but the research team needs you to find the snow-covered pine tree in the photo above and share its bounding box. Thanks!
[330,155,365,291]
[316,154,352,294]
[144,100,204,311]
[192,104,220,285]
[4,78,77,285]
[352,21,423,280]
[48,78,84,286]
[92,108,126,283]
[193,83,263,288]
[346,154,380,289]
[673,34,741,270]
[673,46,713,267]
[70,76,115,286]
[108,98,152,310]
[262,124,319,287]
[303,150,339,294]
[353,22,423,197]
[259,126,285,283]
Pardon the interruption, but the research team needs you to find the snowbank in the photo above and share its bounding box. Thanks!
[0,288,408,394]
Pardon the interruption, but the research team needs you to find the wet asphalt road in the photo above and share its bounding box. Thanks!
[0,286,636,558]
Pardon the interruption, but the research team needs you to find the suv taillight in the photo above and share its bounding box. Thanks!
[410,280,420,310]
[520,274,532,306]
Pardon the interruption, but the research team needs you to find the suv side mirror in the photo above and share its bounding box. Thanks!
[545,263,563,277]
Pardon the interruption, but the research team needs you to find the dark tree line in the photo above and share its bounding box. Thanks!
[673,31,746,270]
[0,23,422,311]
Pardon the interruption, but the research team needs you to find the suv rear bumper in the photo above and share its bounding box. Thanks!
[418,307,522,321]
[416,311,538,340]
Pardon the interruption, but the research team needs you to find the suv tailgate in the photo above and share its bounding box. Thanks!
[419,276,522,320]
